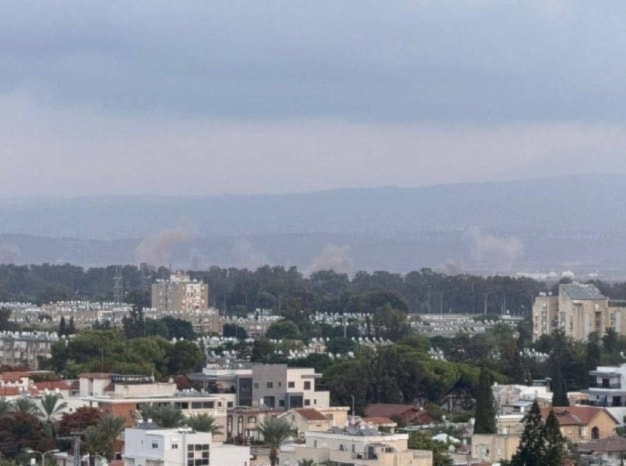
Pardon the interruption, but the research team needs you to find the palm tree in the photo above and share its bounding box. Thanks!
[96,415,125,460]
[138,403,185,428]
[13,397,38,415]
[37,393,68,423]
[185,413,223,435]
[258,417,293,466]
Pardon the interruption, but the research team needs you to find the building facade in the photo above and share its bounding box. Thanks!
[587,363,626,407]
[280,429,433,466]
[532,284,624,341]
[152,273,209,314]
[122,425,250,466]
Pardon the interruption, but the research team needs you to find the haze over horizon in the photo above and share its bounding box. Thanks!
[3,1,626,197]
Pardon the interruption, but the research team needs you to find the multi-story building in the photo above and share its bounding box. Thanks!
[188,363,330,410]
[152,273,209,314]
[79,373,228,440]
[151,274,222,335]
[531,293,559,341]
[122,424,250,466]
[252,364,330,410]
[532,283,624,341]
[587,363,626,407]
[0,331,59,369]
[280,427,433,466]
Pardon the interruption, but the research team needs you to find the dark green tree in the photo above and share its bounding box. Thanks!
[542,410,565,466]
[58,316,67,336]
[474,367,496,434]
[67,316,76,335]
[510,400,544,466]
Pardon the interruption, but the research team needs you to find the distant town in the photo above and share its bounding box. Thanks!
[0,264,626,465]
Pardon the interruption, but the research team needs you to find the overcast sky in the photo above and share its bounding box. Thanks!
[3,0,626,197]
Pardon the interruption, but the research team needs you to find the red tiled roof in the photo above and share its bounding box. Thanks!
[365,404,433,424]
[540,406,608,426]
[33,381,70,391]
[0,387,19,396]
[0,372,28,382]
[295,408,328,421]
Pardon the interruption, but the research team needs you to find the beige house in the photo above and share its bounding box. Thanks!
[280,429,433,466]
[540,406,619,442]
[278,408,332,438]
[471,414,524,463]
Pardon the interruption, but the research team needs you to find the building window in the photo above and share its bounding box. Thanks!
[304,399,310,406]
[152,442,159,449]
[304,381,311,390]
[248,416,257,424]
[172,443,179,450]
[288,381,295,388]
[254,383,259,389]
[267,382,273,389]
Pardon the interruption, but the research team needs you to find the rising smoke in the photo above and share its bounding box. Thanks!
[466,227,523,270]
[135,226,195,266]
[306,244,353,276]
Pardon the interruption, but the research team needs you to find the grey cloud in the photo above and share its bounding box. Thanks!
[2,1,626,122]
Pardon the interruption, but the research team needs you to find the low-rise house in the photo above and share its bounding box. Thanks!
[226,407,282,443]
[540,406,619,442]
[122,424,250,466]
[278,408,332,439]
[578,436,626,465]
[79,373,228,439]
[471,414,524,463]
[280,426,433,466]
[364,404,435,426]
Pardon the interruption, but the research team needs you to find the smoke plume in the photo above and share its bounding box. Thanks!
[135,226,195,266]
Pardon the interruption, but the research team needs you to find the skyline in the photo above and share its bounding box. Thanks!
[3,1,626,197]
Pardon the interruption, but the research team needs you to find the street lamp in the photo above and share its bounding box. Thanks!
[25,448,60,466]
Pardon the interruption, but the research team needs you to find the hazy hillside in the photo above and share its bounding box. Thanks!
[0,174,624,275]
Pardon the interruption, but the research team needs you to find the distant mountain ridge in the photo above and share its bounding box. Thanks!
[0,174,624,275]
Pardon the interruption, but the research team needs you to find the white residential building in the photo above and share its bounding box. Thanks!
[587,363,626,407]
[123,425,250,466]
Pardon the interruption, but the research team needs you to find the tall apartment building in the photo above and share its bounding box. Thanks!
[151,273,209,313]
[532,283,625,342]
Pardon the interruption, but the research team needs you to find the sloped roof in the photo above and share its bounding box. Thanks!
[0,387,19,396]
[540,406,609,426]
[365,404,418,417]
[365,404,433,424]
[0,372,28,382]
[579,435,626,453]
[33,381,71,391]
[561,284,606,300]
[295,408,328,421]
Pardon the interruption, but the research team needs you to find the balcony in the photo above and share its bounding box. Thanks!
[588,380,622,389]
